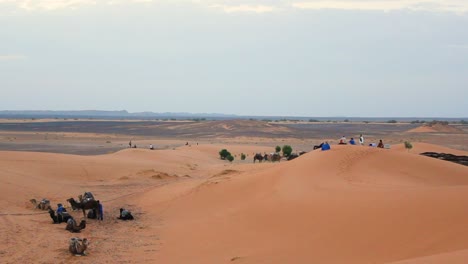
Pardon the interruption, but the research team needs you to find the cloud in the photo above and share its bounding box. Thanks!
[0,0,467,14]
[0,54,27,61]
[209,4,276,13]
[291,0,468,13]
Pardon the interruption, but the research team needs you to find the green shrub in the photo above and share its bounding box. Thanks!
[282,145,293,157]
[219,149,231,160]
[241,153,246,160]
[275,146,281,152]
[226,155,234,162]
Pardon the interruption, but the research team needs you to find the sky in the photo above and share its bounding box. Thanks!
[0,0,467,117]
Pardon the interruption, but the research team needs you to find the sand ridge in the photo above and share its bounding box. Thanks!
[0,143,467,263]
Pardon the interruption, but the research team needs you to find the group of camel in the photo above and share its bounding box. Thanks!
[253,151,307,163]
[30,194,98,255]
[253,153,282,163]
[31,192,134,256]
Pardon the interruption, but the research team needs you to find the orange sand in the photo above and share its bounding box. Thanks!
[1,143,467,263]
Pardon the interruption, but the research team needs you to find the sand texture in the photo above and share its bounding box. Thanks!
[1,142,467,263]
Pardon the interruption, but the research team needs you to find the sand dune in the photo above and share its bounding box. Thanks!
[1,143,467,263]
[407,123,464,133]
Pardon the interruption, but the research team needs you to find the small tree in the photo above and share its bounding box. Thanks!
[219,149,231,160]
[226,155,234,162]
[404,141,413,152]
[240,153,246,160]
[275,146,281,153]
[282,145,293,157]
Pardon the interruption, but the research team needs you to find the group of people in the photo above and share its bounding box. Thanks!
[338,134,365,145]
[316,134,386,151]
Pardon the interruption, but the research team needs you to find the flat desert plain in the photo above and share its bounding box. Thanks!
[0,119,467,263]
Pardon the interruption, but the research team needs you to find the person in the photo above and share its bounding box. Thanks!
[377,139,384,148]
[133,144,137,148]
[57,203,71,223]
[359,134,364,145]
[56,203,65,215]
[339,136,347,145]
[97,200,103,221]
[349,138,356,145]
[118,208,134,220]
[321,142,331,151]
[87,209,97,219]
[314,142,324,150]
[129,140,132,148]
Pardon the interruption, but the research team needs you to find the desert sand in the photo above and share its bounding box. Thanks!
[1,139,468,263]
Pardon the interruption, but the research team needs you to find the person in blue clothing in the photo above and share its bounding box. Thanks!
[349,138,356,145]
[56,203,71,223]
[321,142,331,151]
[97,200,103,221]
[56,203,65,215]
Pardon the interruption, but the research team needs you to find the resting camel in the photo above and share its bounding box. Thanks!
[265,153,281,162]
[69,237,89,256]
[30,198,50,210]
[67,198,100,219]
[253,153,264,163]
[66,218,86,233]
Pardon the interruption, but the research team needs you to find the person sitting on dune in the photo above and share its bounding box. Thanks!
[321,142,331,151]
[339,136,347,145]
[349,138,356,145]
[377,140,384,148]
[314,142,324,150]
[118,208,134,220]
[149,144,154,150]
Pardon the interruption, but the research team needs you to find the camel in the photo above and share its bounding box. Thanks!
[30,198,50,210]
[265,153,281,162]
[287,151,307,161]
[69,237,89,256]
[253,153,264,163]
[67,198,100,219]
[66,218,86,233]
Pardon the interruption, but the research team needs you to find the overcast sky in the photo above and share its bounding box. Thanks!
[1,0,467,117]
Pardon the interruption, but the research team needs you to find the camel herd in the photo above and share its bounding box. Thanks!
[30,192,134,256]
[253,151,307,163]
[30,193,97,255]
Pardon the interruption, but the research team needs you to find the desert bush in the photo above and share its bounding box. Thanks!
[219,149,231,160]
[404,141,413,152]
[226,155,234,162]
[282,145,293,157]
[309,119,319,122]
[241,153,246,160]
[275,146,281,152]
[387,120,397,123]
